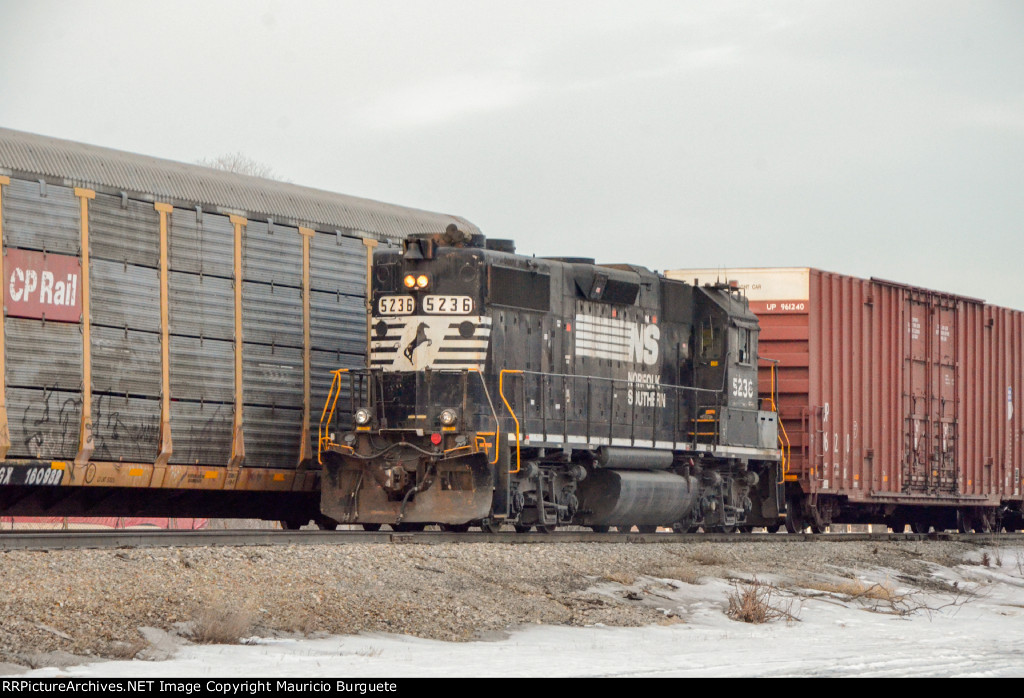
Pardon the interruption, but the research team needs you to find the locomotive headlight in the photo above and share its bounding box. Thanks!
[354,408,372,426]
[415,274,429,289]
[439,408,458,426]
[403,274,417,289]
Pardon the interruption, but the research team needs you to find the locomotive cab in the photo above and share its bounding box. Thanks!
[693,283,778,450]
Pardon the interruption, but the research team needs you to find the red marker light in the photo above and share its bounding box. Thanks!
[430,433,442,445]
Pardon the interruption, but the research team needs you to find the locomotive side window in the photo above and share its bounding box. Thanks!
[737,327,752,364]
[700,319,717,360]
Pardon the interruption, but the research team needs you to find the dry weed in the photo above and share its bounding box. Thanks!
[689,550,729,566]
[657,566,703,585]
[803,579,900,602]
[725,578,799,624]
[603,571,637,585]
[188,602,256,644]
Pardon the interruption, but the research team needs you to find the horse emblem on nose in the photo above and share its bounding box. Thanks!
[404,322,432,362]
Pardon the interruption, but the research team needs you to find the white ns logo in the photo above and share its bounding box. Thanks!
[628,324,660,365]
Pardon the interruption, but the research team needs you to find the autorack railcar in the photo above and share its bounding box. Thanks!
[0,128,477,525]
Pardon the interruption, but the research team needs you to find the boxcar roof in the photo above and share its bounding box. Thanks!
[0,128,479,243]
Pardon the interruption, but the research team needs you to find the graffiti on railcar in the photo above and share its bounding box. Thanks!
[20,389,81,459]
[90,395,160,463]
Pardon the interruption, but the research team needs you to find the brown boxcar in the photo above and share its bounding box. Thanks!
[665,267,1023,532]
[0,128,479,525]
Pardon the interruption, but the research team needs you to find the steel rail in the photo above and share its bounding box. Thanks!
[0,529,1016,551]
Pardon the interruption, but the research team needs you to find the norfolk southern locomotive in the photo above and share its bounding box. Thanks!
[318,227,785,532]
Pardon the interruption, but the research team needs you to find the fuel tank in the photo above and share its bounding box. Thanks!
[575,469,698,527]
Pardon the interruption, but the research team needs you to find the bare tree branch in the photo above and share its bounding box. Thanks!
[196,152,285,181]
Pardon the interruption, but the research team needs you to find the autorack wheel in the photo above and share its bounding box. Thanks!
[480,519,502,533]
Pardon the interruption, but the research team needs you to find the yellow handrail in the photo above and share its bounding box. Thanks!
[317,369,348,464]
[767,363,791,482]
[498,369,522,474]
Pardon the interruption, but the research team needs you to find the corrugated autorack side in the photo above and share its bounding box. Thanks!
[666,267,1024,532]
[0,128,479,524]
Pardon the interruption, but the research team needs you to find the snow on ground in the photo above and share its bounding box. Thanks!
[10,545,1024,678]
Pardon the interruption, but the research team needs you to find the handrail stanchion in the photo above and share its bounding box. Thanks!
[317,368,349,464]
[499,370,523,474]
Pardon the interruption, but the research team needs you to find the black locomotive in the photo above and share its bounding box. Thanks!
[319,228,785,532]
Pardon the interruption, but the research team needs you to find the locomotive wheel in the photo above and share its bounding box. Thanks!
[784,510,805,534]
[889,519,907,533]
[636,525,658,534]
[281,519,306,531]
[361,523,383,532]
[765,524,781,534]
[616,525,634,533]
[536,524,556,534]
[738,525,754,534]
[590,525,610,533]
[440,523,471,533]
[514,524,533,533]
[785,495,806,534]
[316,518,339,530]
[480,519,502,534]
[910,522,931,534]
[394,523,426,532]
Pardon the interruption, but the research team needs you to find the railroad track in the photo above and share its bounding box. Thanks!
[0,528,1018,551]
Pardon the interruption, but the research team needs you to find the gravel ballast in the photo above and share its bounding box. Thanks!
[0,539,990,671]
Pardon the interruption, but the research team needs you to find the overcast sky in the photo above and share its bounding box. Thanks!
[1,1,1022,307]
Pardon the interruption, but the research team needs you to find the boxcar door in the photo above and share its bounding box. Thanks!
[932,297,958,493]
[903,290,958,495]
[903,292,931,493]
